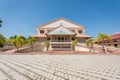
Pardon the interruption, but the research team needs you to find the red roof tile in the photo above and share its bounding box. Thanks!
[111,33,120,40]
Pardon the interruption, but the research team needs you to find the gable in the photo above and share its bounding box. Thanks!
[37,18,85,29]
[48,26,75,35]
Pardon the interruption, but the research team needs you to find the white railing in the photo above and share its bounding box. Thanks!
[51,40,71,42]
[50,42,72,44]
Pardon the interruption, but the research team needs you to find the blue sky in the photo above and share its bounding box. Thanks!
[0,0,120,38]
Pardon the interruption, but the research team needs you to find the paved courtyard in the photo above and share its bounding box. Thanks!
[0,54,120,80]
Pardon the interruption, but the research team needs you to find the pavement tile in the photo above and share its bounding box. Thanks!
[0,54,120,80]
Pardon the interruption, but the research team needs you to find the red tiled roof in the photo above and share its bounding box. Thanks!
[111,33,120,40]
[94,33,120,43]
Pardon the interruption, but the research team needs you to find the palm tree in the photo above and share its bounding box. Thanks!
[9,35,26,52]
[9,37,19,51]
[97,33,111,53]
[0,19,3,27]
[86,38,94,52]
[9,35,17,39]
[27,37,36,51]
[18,35,27,47]
[16,36,26,48]
[72,39,77,51]
[0,34,6,47]
[45,40,50,51]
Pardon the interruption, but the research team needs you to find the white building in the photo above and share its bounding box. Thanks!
[32,18,91,51]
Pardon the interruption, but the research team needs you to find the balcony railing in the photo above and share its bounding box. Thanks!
[50,41,72,44]
[51,40,71,42]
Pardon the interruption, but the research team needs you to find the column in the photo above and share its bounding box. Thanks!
[70,36,72,41]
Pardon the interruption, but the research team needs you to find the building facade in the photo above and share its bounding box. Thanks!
[32,18,91,51]
[95,33,120,47]
[104,33,120,47]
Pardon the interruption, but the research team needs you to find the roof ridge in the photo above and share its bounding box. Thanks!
[37,17,85,29]
[37,18,61,29]
[111,32,120,36]
[59,17,85,28]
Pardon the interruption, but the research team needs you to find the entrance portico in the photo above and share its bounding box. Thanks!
[48,26,75,51]
[49,36,73,50]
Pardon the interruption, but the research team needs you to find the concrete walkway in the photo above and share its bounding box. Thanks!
[0,54,120,80]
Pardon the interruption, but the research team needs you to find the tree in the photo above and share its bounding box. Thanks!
[86,38,94,52]
[9,35,26,51]
[9,37,18,51]
[45,40,50,51]
[27,37,36,51]
[0,34,6,47]
[18,35,27,47]
[9,35,17,39]
[97,33,111,53]
[72,39,77,51]
[0,19,3,27]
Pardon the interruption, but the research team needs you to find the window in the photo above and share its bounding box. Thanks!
[40,30,44,34]
[62,37,64,41]
[71,30,74,32]
[52,46,60,48]
[78,30,82,34]
[62,46,71,48]
[47,38,50,40]
[58,37,60,40]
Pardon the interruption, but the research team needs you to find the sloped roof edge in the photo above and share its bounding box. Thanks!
[37,17,85,29]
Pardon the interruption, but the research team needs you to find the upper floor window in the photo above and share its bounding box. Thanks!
[40,30,44,34]
[78,30,82,34]
[70,30,74,32]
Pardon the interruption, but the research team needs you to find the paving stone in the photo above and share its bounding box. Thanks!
[0,54,120,80]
